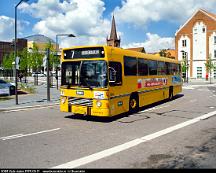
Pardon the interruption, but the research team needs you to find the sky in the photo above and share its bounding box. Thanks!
[1,0,216,53]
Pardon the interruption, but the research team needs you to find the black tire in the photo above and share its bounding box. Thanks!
[129,94,139,113]
[9,86,15,95]
[169,86,173,100]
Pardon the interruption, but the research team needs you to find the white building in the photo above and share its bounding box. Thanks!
[175,9,216,80]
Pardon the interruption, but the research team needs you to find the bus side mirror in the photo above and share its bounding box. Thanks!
[109,67,117,83]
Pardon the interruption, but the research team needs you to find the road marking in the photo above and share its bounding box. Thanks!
[182,86,194,90]
[1,104,59,113]
[52,110,216,169]
[0,134,23,140]
[0,128,60,141]
[140,105,169,113]
[209,107,215,109]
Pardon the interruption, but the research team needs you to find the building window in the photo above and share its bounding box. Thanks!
[202,27,205,33]
[182,51,187,59]
[214,50,216,58]
[197,67,202,79]
[182,40,187,47]
[214,36,216,44]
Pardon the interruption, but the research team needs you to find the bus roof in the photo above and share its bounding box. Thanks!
[62,45,180,64]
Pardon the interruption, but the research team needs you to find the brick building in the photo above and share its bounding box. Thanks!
[0,39,27,66]
[175,9,216,79]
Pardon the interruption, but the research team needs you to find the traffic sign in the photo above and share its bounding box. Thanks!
[15,56,20,70]
[43,55,47,67]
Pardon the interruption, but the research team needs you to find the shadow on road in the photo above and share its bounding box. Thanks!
[64,94,184,123]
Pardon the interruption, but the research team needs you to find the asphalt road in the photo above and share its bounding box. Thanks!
[0,84,216,168]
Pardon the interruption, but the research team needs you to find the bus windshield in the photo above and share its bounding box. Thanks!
[62,61,108,88]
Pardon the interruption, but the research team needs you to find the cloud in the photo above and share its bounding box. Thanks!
[114,0,216,27]
[122,33,174,53]
[0,16,29,41]
[20,0,111,47]
[0,16,14,41]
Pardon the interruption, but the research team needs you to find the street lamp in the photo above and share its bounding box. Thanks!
[14,0,29,105]
[55,34,75,90]
[181,50,189,83]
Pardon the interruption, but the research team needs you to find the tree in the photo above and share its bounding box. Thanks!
[29,42,43,72]
[205,54,215,84]
[2,52,14,69]
[181,57,187,81]
[45,40,60,71]
[159,49,167,57]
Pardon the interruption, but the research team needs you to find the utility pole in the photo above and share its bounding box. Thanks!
[46,48,50,101]
[14,0,29,105]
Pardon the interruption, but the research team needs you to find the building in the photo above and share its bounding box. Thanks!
[25,34,57,52]
[126,47,146,53]
[175,9,216,79]
[106,16,146,53]
[0,39,27,66]
[107,15,121,47]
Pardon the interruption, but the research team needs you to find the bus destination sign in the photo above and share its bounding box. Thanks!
[64,47,104,59]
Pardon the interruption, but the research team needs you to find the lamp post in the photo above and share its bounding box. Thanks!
[14,0,29,105]
[55,34,75,90]
[181,50,189,83]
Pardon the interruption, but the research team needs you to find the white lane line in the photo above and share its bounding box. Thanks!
[140,105,170,113]
[182,86,194,90]
[0,134,23,140]
[2,104,59,113]
[53,110,216,169]
[1,128,60,141]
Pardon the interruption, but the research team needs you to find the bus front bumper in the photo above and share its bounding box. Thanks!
[69,105,110,117]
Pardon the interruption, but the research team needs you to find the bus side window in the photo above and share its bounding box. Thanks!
[165,62,170,75]
[109,62,122,86]
[148,60,157,75]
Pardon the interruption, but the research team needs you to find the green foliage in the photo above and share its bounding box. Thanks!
[2,52,14,69]
[28,42,43,72]
[205,54,215,71]
[159,49,167,57]
[18,48,29,71]
[45,40,60,69]
[181,57,187,73]
[205,54,215,83]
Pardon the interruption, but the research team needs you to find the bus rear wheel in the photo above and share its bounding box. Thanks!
[129,94,139,113]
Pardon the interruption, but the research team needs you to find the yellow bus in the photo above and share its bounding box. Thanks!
[60,45,182,117]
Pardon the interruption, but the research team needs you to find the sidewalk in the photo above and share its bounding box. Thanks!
[183,78,216,86]
[0,84,60,110]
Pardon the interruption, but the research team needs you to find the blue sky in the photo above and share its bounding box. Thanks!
[1,0,216,53]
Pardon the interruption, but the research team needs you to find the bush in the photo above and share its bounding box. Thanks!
[19,83,36,94]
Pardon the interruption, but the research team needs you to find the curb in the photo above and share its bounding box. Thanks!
[0,102,60,112]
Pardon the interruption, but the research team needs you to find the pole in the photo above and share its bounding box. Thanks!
[56,35,58,90]
[46,48,50,101]
[186,52,189,83]
[14,3,19,105]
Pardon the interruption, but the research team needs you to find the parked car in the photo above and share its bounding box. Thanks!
[0,79,15,95]
[32,72,46,77]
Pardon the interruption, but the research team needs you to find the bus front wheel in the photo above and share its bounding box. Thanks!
[129,94,139,113]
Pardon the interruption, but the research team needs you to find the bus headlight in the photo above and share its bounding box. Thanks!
[96,101,102,107]
[61,96,67,104]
